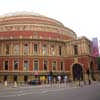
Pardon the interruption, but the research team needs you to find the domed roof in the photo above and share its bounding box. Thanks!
[3,11,43,17]
[0,12,76,40]
[0,11,64,27]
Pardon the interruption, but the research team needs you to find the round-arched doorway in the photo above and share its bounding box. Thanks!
[72,63,83,81]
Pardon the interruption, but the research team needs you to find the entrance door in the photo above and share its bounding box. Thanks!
[24,75,28,82]
[14,75,17,82]
[4,75,7,81]
[72,63,83,81]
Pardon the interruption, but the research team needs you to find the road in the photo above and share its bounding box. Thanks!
[0,83,100,100]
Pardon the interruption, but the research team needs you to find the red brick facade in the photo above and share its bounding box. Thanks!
[0,13,97,83]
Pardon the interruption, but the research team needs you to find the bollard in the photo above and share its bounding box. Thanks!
[58,80,60,88]
[4,81,7,87]
[74,81,78,88]
[14,81,17,87]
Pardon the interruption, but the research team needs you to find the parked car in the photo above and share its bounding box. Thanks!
[28,80,41,85]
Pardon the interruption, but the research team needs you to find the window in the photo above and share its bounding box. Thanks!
[60,62,64,71]
[52,61,56,71]
[23,43,29,55]
[14,60,19,70]
[44,60,48,71]
[13,44,19,55]
[74,45,78,55]
[4,61,8,70]
[6,44,10,55]
[59,46,62,56]
[42,45,47,55]
[24,60,29,71]
[34,44,38,54]
[51,45,55,56]
[34,60,38,71]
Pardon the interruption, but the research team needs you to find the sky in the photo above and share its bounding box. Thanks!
[0,0,100,48]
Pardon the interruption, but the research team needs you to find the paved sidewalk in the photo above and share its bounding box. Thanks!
[0,81,100,90]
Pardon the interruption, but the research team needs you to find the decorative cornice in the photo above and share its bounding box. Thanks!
[0,24,75,38]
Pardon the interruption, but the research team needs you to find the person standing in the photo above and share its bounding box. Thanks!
[58,75,61,88]
[64,75,68,87]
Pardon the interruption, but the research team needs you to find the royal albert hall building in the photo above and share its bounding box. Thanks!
[0,12,97,83]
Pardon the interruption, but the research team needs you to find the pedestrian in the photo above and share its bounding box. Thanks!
[58,75,61,88]
[58,75,61,83]
[48,76,53,88]
[89,79,91,85]
[64,75,68,87]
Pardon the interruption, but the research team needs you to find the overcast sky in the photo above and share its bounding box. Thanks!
[0,0,100,46]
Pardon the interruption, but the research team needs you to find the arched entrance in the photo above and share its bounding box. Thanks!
[72,63,83,81]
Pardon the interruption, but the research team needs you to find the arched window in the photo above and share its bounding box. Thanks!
[60,62,64,71]
[42,44,47,55]
[34,59,38,71]
[13,44,19,55]
[5,44,10,55]
[23,43,29,55]
[51,45,55,56]
[34,44,38,54]
[59,46,62,56]
[24,60,29,71]
[44,60,48,71]
[4,61,8,70]
[52,61,56,71]
[14,60,19,70]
